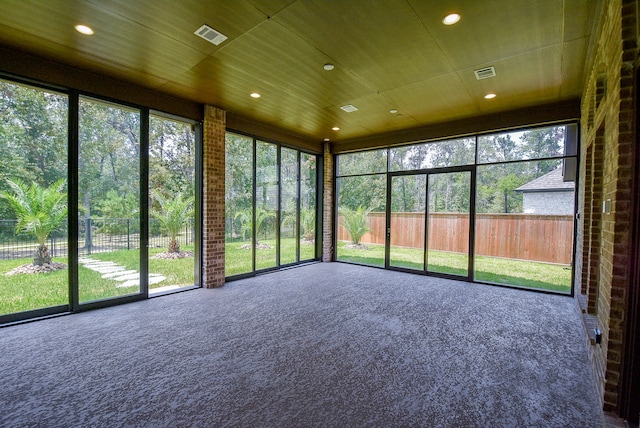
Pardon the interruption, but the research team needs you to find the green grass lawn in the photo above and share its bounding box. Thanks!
[225,238,317,277]
[0,247,196,316]
[2,239,570,317]
[338,242,571,293]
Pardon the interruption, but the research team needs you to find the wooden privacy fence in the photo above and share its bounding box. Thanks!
[337,212,574,265]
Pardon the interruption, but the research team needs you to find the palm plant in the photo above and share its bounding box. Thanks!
[282,208,316,242]
[234,208,275,244]
[300,208,316,241]
[1,178,67,265]
[150,191,194,253]
[339,206,370,246]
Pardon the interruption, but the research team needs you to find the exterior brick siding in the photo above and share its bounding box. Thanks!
[322,143,334,262]
[202,105,226,288]
[577,0,637,413]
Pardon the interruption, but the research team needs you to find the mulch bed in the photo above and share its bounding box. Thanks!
[151,251,194,259]
[5,262,68,276]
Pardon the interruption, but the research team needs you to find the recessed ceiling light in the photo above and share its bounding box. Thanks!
[250,92,261,98]
[332,126,340,131]
[442,13,461,25]
[389,109,398,114]
[74,24,94,35]
[484,93,497,99]
[323,63,335,71]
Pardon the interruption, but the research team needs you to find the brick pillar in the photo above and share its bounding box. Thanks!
[202,105,226,288]
[322,143,334,261]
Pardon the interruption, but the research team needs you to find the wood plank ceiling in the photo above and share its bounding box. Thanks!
[0,0,597,144]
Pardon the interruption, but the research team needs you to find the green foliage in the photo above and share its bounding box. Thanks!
[234,208,276,243]
[0,80,68,220]
[339,206,370,245]
[281,208,316,242]
[94,190,138,235]
[300,208,316,241]
[0,178,67,265]
[150,191,194,253]
[149,116,195,197]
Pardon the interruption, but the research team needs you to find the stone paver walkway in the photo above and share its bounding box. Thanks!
[78,257,166,289]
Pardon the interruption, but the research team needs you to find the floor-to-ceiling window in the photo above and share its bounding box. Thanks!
[78,97,142,303]
[0,79,69,320]
[336,149,387,267]
[225,132,320,279]
[0,76,202,325]
[335,124,577,294]
[474,125,576,292]
[299,153,317,262]
[148,113,198,294]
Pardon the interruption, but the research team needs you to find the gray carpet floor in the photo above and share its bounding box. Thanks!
[1,262,604,427]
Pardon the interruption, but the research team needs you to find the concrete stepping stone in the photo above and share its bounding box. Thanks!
[117,280,139,288]
[111,272,140,281]
[149,275,166,285]
[92,266,127,274]
[102,270,137,279]
[116,275,166,288]
[81,261,114,266]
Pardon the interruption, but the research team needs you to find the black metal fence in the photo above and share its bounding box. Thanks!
[0,218,195,261]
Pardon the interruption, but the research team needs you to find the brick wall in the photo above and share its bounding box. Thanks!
[322,143,334,261]
[202,105,226,288]
[577,0,638,413]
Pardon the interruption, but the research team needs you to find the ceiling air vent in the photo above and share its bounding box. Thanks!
[340,104,359,113]
[474,66,496,80]
[194,24,228,46]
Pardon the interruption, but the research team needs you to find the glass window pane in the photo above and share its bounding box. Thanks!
[0,80,69,316]
[389,138,475,171]
[300,153,316,261]
[255,141,278,270]
[427,171,470,276]
[336,174,386,267]
[478,125,566,164]
[337,149,387,176]
[225,133,254,276]
[389,175,426,270]
[475,158,575,292]
[280,148,298,265]
[149,115,196,294]
[78,97,141,303]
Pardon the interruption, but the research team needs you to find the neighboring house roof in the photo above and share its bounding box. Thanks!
[515,168,575,193]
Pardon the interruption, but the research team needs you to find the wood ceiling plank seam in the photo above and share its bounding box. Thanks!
[244,0,299,20]
[404,0,460,77]
[81,0,220,57]
[266,16,377,99]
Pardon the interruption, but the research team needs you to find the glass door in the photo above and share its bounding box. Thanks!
[386,169,472,279]
[388,174,426,270]
[78,97,142,303]
[426,170,471,277]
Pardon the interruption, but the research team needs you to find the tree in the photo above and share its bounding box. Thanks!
[150,191,193,253]
[340,206,370,246]
[0,179,67,265]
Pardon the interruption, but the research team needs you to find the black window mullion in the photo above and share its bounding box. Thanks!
[140,108,149,297]
[194,123,203,287]
[68,91,79,311]
[252,139,257,273]
[296,151,301,263]
[276,146,281,267]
